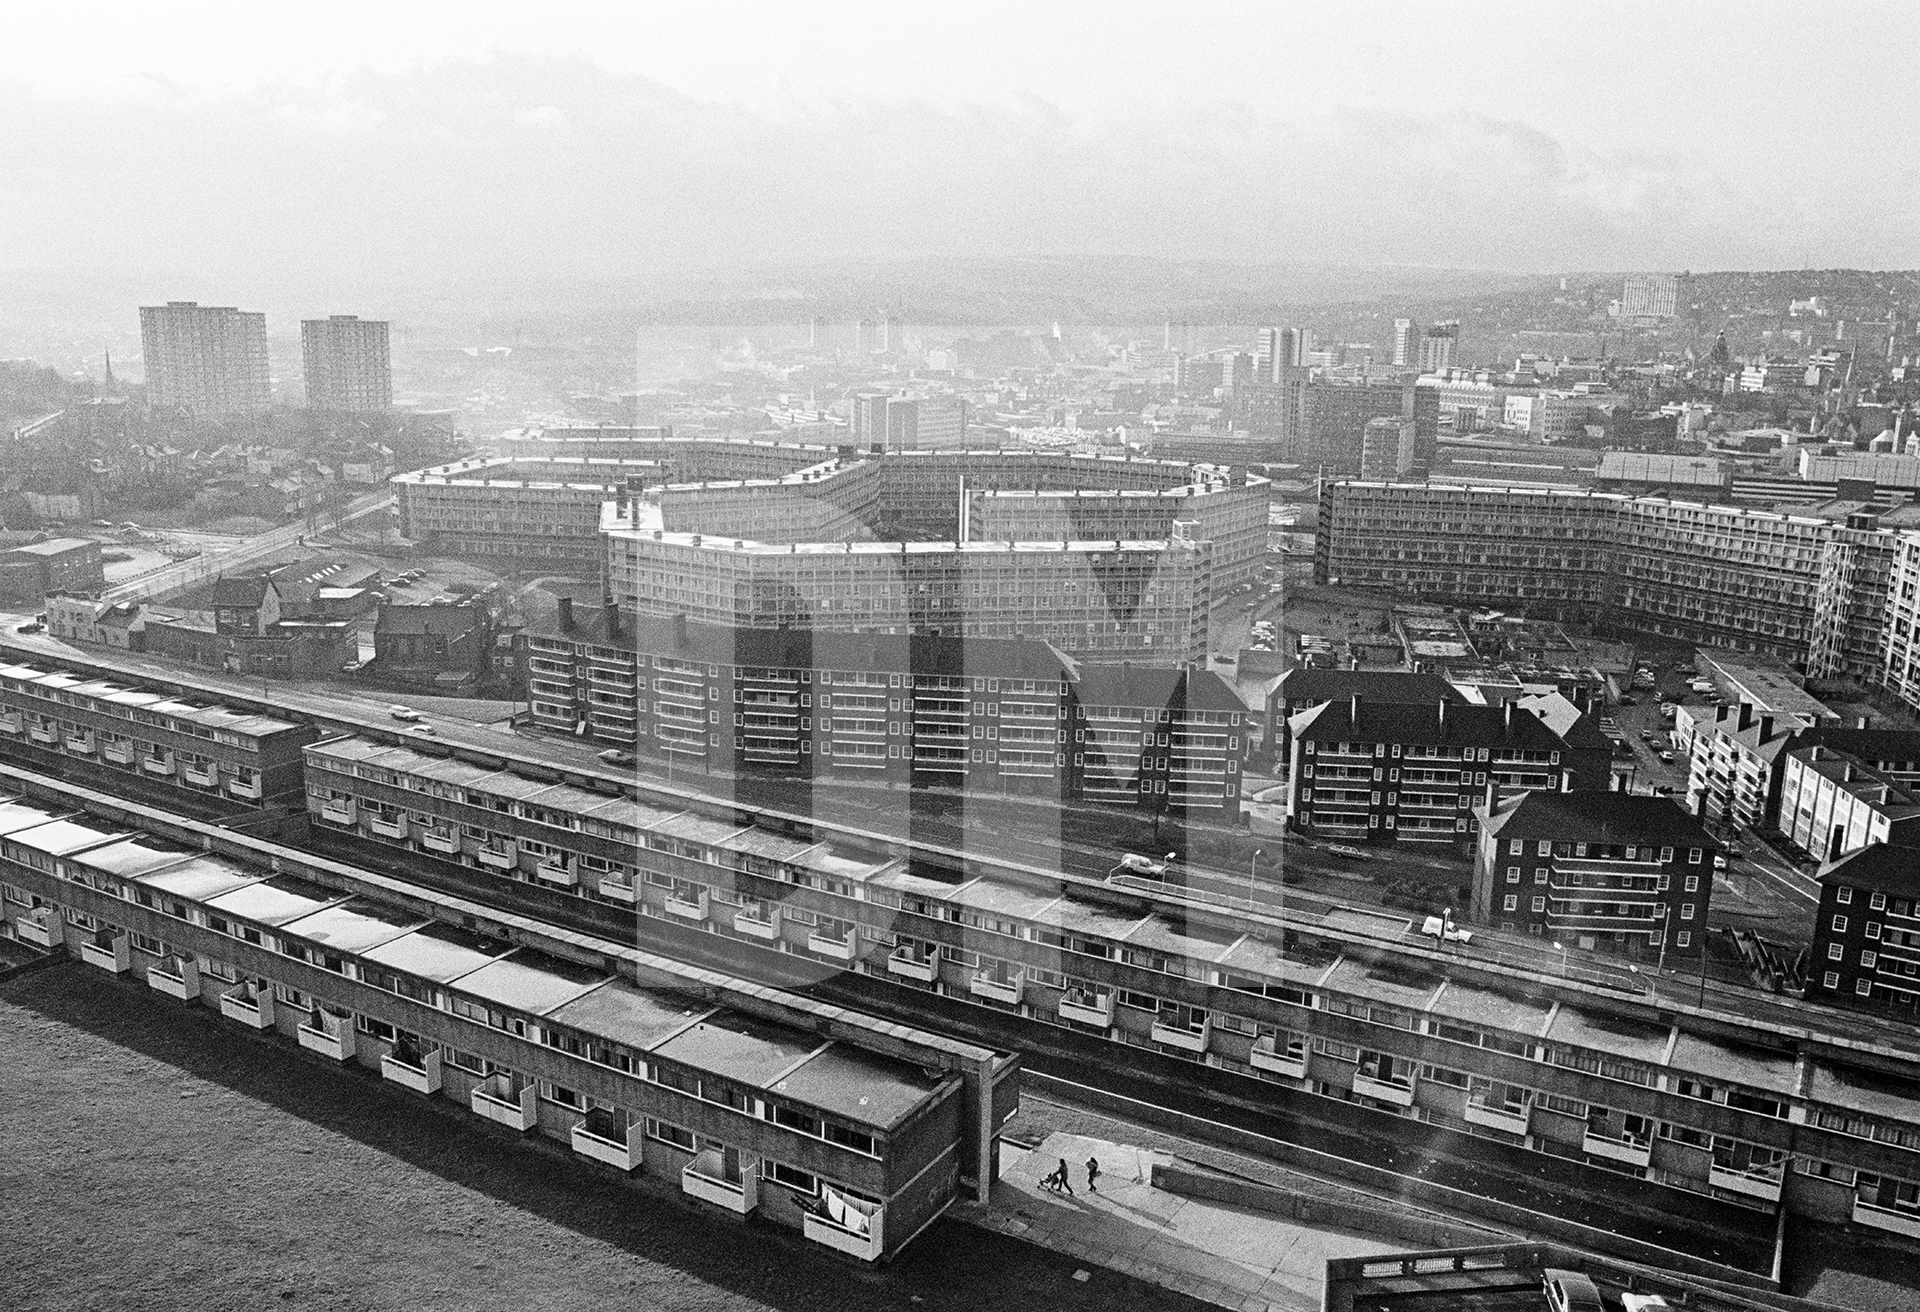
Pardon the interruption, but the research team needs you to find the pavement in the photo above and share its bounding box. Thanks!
[957,1130,1399,1312]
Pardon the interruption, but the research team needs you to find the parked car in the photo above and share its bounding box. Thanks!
[1621,1293,1673,1311]
[1542,1269,1605,1312]
[1651,785,1675,795]
[1112,852,1175,877]
[387,578,412,588]
[1618,695,1637,706]
[1639,730,1655,742]
[1324,844,1373,861]
[388,705,423,722]
[15,621,43,634]
[596,749,636,766]
[1714,854,1729,870]
[1659,750,1675,763]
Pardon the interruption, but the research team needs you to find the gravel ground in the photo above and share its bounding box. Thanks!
[0,964,1211,1312]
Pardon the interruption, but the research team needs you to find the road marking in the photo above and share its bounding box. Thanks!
[1745,854,1819,904]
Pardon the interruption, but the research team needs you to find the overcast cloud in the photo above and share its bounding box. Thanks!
[3,4,1917,285]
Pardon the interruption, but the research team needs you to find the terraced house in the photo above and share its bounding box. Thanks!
[0,789,1009,1263]
[285,732,1920,1236]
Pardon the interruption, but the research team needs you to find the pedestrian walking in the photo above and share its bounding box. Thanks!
[1086,1155,1101,1192]
[1057,1158,1074,1194]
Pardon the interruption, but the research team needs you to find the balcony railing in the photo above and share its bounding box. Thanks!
[807,928,857,961]
[319,798,356,825]
[1581,1131,1652,1168]
[1058,991,1114,1028]
[571,1116,640,1171]
[732,905,781,940]
[296,1010,356,1061]
[664,889,710,922]
[369,814,410,840]
[1709,1165,1783,1204]
[227,775,261,800]
[802,1198,885,1262]
[969,968,1025,1005]
[146,955,200,1002]
[218,983,276,1030]
[886,946,939,982]
[476,845,518,870]
[0,710,20,734]
[1249,1037,1307,1079]
[534,858,578,889]
[102,740,134,764]
[64,731,96,754]
[1151,1015,1212,1054]
[380,1046,443,1095]
[1853,1198,1920,1239]
[27,723,56,744]
[1463,1099,1531,1136]
[682,1150,757,1214]
[78,931,131,975]
[16,910,63,949]
[470,1073,538,1131]
[183,762,219,787]
[421,829,460,854]
[1352,1071,1418,1108]
[597,875,638,905]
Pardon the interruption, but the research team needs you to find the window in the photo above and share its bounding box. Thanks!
[1506,867,1520,883]
[1857,979,1873,996]
[1824,970,1841,989]
[1659,846,1674,862]
[1684,876,1699,893]
[1862,951,1878,968]
[761,1160,818,1194]
[1837,887,1854,905]
[356,1016,396,1042]
[1834,915,1849,934]
[1676,932,1691,948]
[1502,895,1518,912]
[1688,848,1703,864]
[1680,904,1695,920]
[1509,839,1523,855]
[1829,944,1846,961]
[1537,840,1551,856]
[542,1082,584,1109]
[645,1118,695,1151]
[1871,892,1888,911]
[1531,896,1546,912]
[1534,868,1548,884]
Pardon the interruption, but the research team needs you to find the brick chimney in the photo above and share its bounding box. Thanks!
[556,596,574,632]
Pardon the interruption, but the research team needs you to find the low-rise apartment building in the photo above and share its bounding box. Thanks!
[1286,697,1579,845]
[279,738,1920,1229]
[1779,745,1920,861]
[393,456,670,562]
[0,792,998,1262]
[1809,843,1920,1019]
[0,659,312,804]
[1475,791,1720,957]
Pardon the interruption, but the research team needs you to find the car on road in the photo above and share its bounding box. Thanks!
[407,723,436,737]
[14,621,43,634]
[1324,843,1373,861]
[1112,852,1175,877]
[1542,1268,1604,1312]
[388,705,423,722]
[1639,729,1655,742]
[1659,750,1675,763]
[596,749,636,766]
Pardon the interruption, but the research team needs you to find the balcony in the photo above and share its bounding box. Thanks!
[421,829,461,855]
[1710,1165,1783,1204]
[1058,991,1114,1028]
[470,1073,538,1131]
[1151,1015,1212,1054]
[803,1199,885,1263]
[1463,1100,1531,1136]
[969,968,1025,1005]
[319,798,357,825]
[145,955,200,1002]
[218,983,276,1030]
[0,710,20,734]
[78,931,131,975]
[1249,1037,1307,1079]
[534,858,578,889]
[15,910,63,949]
[1582,1131,1653,1168]
[27,722,56,744]
[682,1149,757,1214]
[227,775,261,800]
[664,888,710,922]
[1853,1198,1920,1239]
[1352,1071,1418,1108]
[807,928,857,961]
[183,762,219,788]
[732,905,781,940]
[64,730,96,754]
[571,1112,640,1171]
[369,814,410,840]
[597,875,638,905]
[380,1045,443,1095]
[886,946,939,982]
[476,845,518,870]
[296,1011,356,1062]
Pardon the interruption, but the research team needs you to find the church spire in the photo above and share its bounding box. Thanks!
[103,347,117,389]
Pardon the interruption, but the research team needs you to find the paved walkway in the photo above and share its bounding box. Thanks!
[955,1131,1400,1312]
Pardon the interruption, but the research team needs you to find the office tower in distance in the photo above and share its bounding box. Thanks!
[884,396,918,449]
[300,315,391,413]
[1392,318,1418,367]
[855,318,875,354]
[1254,326,1308,382]
[1419,321,1460,374]
[138,301,271,417]
[850,392,890,447]
[914,396,969,449]
[1359,417,1419,479]
[1622,274,1679,319]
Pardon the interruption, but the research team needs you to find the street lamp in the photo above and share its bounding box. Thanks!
[1552,941,1568,978]
[1247,847,1265,907]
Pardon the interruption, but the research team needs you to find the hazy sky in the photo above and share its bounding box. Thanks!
[4,1,1917,284]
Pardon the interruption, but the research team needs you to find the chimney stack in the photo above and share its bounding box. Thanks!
[673,612,688,649]
[1759,714,1774,743]
[1858,714,1871,730]
[607,602,622,639]
[556,596,574,632]
[1738,702,1754,732]
[1350,692,1361,724]
[1504,699,1516,733]
[1438,698,1447,733]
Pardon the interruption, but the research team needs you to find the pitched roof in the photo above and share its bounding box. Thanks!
[1290,698,1570,752]
[376,603,483,637]
[1481,789,1717,846]
[1276,668,1463,707]
[208,575,274,608]
[1819,843,1920,898]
